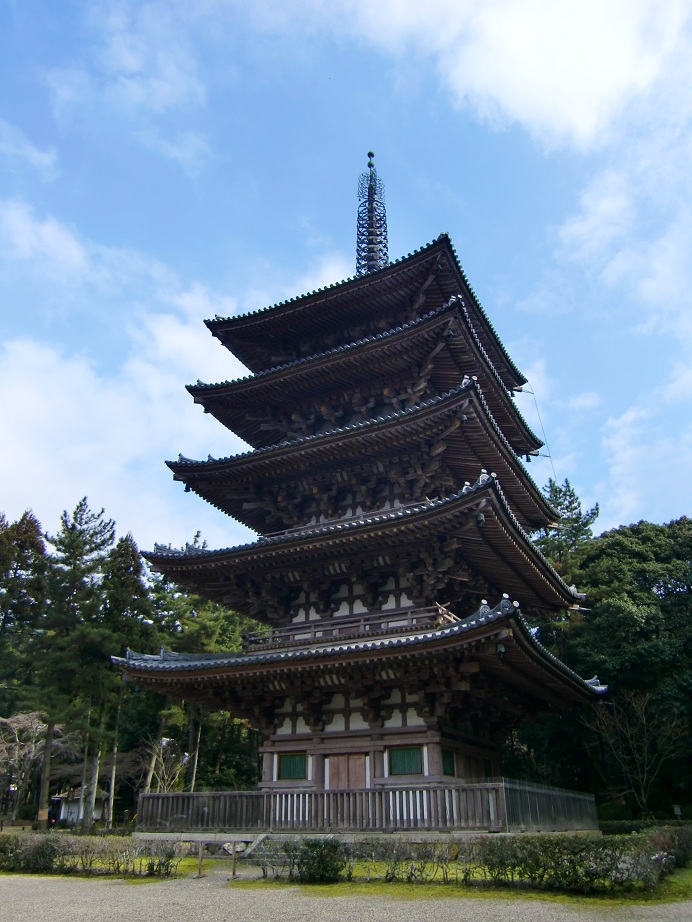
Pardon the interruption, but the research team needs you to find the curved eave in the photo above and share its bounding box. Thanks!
[438,235,527,391]
[206,239,450,370]
[114,599,603,705]
[190,301,541,454]
[206,236,526,392]
[144,478,580,613]
[170,382,555,532]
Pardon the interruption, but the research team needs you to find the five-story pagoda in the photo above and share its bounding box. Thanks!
[117,155,604,795]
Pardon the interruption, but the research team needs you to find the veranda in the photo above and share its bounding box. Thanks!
[136,778,597,835]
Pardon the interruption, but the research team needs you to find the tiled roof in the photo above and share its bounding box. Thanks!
[189,297,541,454]
[147,470,581,605]
[169,378,556,531]
[207,234,526,389]
[207,237,446,324]
[192,301,457,391]
[113,596,605,697]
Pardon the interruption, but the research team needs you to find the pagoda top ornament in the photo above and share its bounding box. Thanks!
[356,151,389,276]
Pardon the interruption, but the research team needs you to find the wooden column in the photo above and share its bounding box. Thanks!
[261,751,273,783]
[426,740,444,779]
[312,750,325,789]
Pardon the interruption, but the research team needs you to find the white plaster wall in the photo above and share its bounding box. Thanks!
[405,707,426,727]
[349,711,369,731]
[324,713,346,732]
[274,717,291,735]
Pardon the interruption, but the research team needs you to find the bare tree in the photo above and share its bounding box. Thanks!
[0,713,46,818]
[139,737,189,793]
[585,691,689,814]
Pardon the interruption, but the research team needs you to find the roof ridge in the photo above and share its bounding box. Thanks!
[206,237,445,327]
[190,300,455,392]
[113,592,604,696]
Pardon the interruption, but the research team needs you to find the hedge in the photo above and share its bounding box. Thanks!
[0,834,181,877]
[251,828,692,893]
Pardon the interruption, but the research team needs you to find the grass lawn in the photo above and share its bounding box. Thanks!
[229,864,692,906]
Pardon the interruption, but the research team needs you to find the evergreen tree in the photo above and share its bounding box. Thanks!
[29,498,115,821]
[534,478,599,584]
[100,535,158,825]
[0,511,47,714]
[545,517,692,814]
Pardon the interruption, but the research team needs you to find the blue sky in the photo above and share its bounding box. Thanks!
[1,0,691,551]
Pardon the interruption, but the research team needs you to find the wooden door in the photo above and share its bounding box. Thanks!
[327,753,367,789]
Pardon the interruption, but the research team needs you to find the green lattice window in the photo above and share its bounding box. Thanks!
[278,752,307,780]
[442,748,455,776]
[389,746,423,776]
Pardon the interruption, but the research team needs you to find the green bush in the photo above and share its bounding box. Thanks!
[0,836,22,871]
[0,834,180,877]
[285,838,345,883]
[248,828,692,894]
[647,826,692,868]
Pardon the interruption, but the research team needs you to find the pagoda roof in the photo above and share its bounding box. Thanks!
[114,597,606,707]
[190,300,542,455]
[206,235,527,392]
[145,473,581,616]
[170,380,556,532]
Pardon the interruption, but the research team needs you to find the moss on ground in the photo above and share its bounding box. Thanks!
[231,865,692,906]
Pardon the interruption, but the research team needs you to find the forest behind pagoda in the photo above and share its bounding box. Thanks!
[0,485,690,826]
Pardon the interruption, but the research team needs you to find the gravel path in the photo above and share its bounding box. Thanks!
[2,864,691,922]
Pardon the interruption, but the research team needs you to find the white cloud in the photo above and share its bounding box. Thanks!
[553,24,692,337]
[140,129,211,172]
[44,1,692,168]
[0,200,88,277]
[600,404,692,529]
[45,1,209,170]
[0,201,352,547]
[243,0,690,148]
[294,251,354,293]
[0,336,251,550]
[664,363,692,403]
[94,2,206,115]
[240,250,353,320]
[0,118,57,179]
[568,392,601,412]
[559,171,636,264]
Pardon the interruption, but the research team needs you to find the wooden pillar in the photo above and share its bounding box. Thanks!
[372,741,385,783]
[426,740,443,779]
[312,751,325,789]
[261,750,273,783]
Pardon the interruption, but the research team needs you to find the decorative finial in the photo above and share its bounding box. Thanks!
[356,151,389,276]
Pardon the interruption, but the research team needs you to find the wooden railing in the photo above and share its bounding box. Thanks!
[242,606,439,651]
[136,781,597,834]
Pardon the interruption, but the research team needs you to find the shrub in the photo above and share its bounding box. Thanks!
[291,838,345,883]
[0,833,180,878]
[0,836,22,871]
[19,835,65,873]
[257,828,692,893]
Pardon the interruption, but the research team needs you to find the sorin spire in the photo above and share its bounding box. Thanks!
[356,151,389,276]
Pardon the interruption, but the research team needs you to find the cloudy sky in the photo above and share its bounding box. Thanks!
[1,0,691,552]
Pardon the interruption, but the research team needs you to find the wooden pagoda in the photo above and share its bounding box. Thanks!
[117,161,604,807]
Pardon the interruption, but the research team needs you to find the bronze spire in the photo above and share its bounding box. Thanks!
[356,151,389,276]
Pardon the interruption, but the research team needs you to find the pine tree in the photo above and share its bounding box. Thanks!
[30,499,115,822]
[0,511,47,714]
[534,478,599,584]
